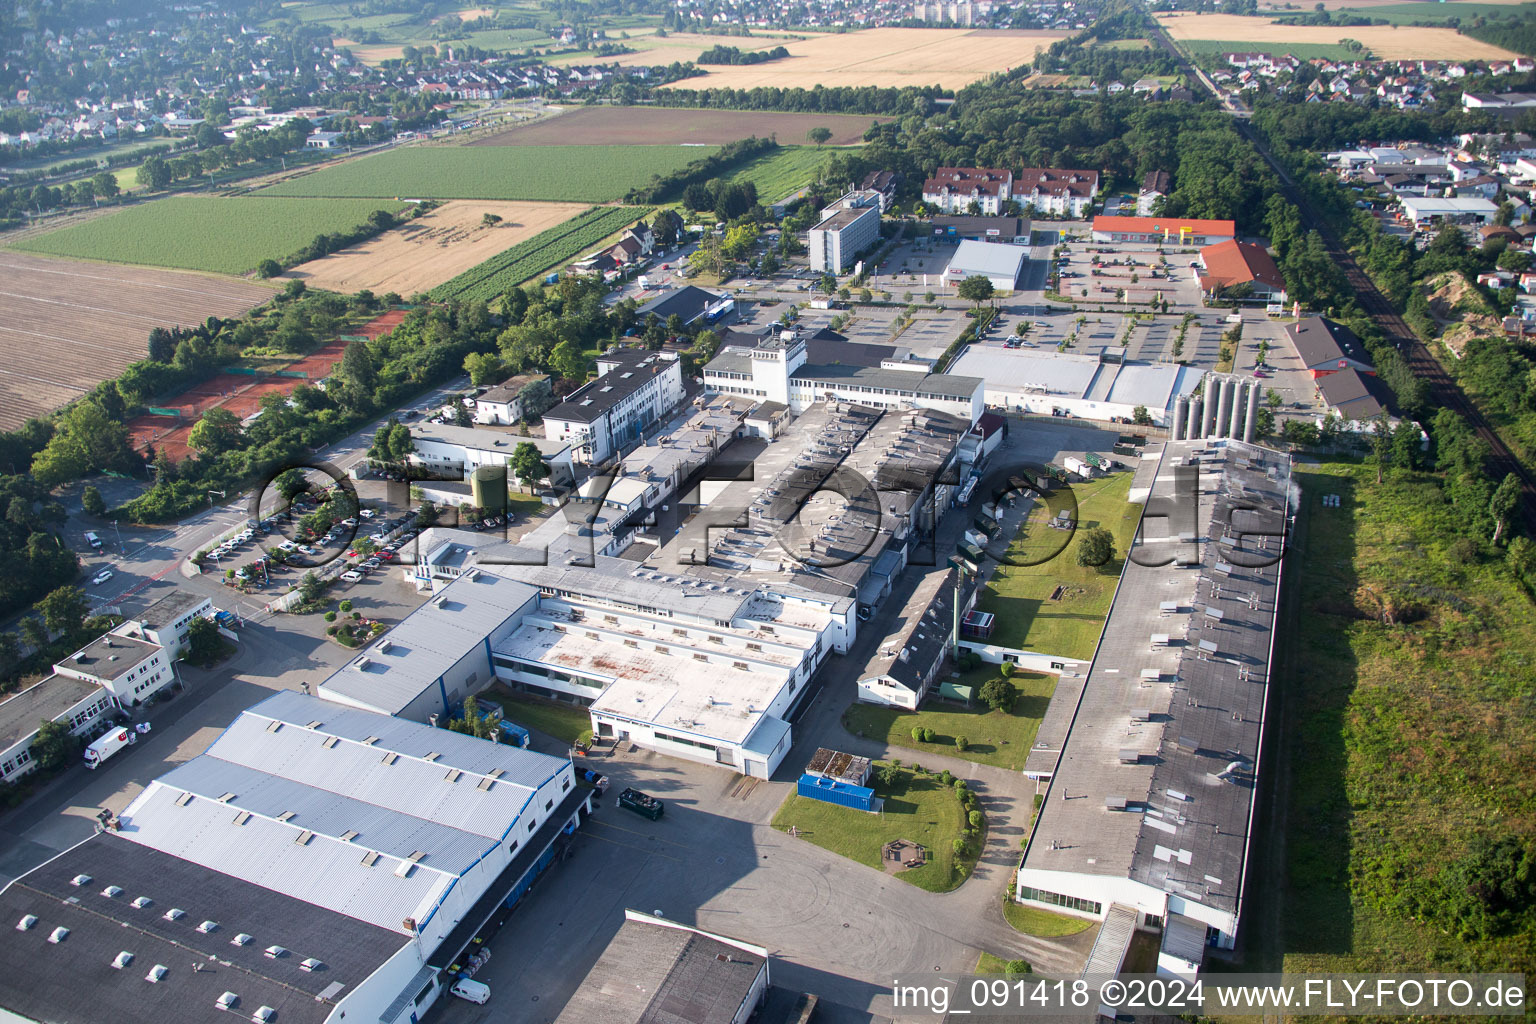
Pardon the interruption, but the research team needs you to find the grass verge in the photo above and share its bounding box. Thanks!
[842,666,1056,771]
[976,472,1142,659]
[1003,901,1094,937]
[481,685,590,746]
[770,763,980,893]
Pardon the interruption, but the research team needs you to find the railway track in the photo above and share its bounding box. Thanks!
[1146,22,1536,524]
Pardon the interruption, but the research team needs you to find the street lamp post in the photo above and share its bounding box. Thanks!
[208,489,226,509]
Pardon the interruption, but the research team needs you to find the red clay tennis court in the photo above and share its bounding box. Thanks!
[126,309,408,460]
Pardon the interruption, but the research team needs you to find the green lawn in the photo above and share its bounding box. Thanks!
[728,145,832,204]
[480,685,591,746]
[841,667,1056,771]
[975,472,1143,660]
[1181,39,1365,60]
[771,764,980,893]
[9,196,407,275]
[259,146,716,202]
[975,951,1030,974]
[1003,901,1094,937]
[1276,463,1536,981]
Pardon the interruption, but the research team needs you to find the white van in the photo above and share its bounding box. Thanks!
[450,978,490,1004]
[84,532,101,549]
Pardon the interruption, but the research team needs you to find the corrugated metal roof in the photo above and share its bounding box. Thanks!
[156,757,493,874]
[314,571,538,714]
[120,784,451,934]
[213,694,563,838]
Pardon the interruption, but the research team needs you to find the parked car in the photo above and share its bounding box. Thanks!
[341,571,363,583]
[358,508,376,518]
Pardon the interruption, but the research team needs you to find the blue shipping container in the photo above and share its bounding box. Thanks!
[797,773,875,811]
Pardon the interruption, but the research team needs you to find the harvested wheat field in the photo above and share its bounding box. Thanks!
[661,27,1065,90]
[563,31,791,67]
[471,106,886,147]
[0,252,270,430]
[333,38,406,62]
[1157,12,1519,59]
[284,200,589,295]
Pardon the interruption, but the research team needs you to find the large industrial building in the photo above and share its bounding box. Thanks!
[702,326,983,420]
[1016,439,1292,973]
[941,239,1029,291]
[948,346,1202,427]
[0,691,589,1024]
[541,348,686,465]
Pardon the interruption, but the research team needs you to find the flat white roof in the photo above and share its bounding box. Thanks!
[944,238,1028,279]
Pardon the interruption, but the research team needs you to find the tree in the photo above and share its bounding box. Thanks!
[463,352,503,387]
[1507,535,1536,578]
[968,809,984,828]
[1132,405,1152,426]
[447,694,501,741]
[137,155,171,191]
[511,442,549,490]
[481,213,502,227]
[1075,526,1115,569]
[31,719,75,771]
[978,677,1016,713]
[337,340,376,407]
[956,735,969,751]
[187,407,244,456]
[256,259,282,279]
[0,632,17,668]
[519,378,554,419]
[81,486,106,517]
[90,171,119,202]
[454,401,472,427]
[1371,412,1392,484]
[185,616,224,665]
[957,275,995,308]
[36,585,88,637]
[1392,420,1420,471]
[19,615,49,653]
[297,571,324,604]
[1490,472,1521,544]
[282,279,307,301]
[147,327,176,363]
[1005,960,1030,977]
[721,223,759,262]
[819,272,837,294]
[550,339,586,382]
[877,762,901,788]
[806,126,833,148]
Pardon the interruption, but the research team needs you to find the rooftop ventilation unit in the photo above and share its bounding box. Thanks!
[381,752,399,765]
[322,736,339,749]
[174,792,195,807]
[294,831,314,846]
[1119,749,1140,764]
[1105,796,1130,811]
[112,951,134,970]
[233,811,251,826]
[197,920,218,934]
[217,792,236,803]
[265,721,282,733]
[299,958,323,973]
[48,927,69,944]
[216,992,239,1011]
[378,639,393,653]
[145,965,167,983]
[101,886,122,899]
[263,946,287,959]
[130,896,152,909]
[232,934,253,947]
[339,830,359,842]
[16,915,37,931]
[163,908,185,922]
[354,657,371,671]
[69,874,91,888]
[305,721,322,730]
[275,810,295,823]
[361,851,380,867]
[252,1008,276,1024]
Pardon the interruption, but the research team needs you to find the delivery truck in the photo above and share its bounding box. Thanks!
[83,727,136,770]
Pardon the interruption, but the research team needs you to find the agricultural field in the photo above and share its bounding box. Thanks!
[271,1,563,61]
[552,29,798,67]
[429,205,647,302]
[470,106,887,148]
[10,196,408,276]
[0,252,271,430]
[1157,11,1520,58]
[285,200,589,295]
[260,146,714,202]
[1299,1,1529,22]
[1180,39,1367,60]
[728,146,835,204]
[661,27,1066,90]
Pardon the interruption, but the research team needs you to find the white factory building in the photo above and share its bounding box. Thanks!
[947,346,1202,426]
[1016,440,1291,975]
[541,348,687,465]
[941,239,1029,292]
[0,690,589,1024]
[702,328,983,421]
[809,191,882,274]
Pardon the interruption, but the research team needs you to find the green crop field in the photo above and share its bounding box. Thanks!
[1182,38,1364,60]
[728,145,831,203]
[430,205,649,302]
[1307,2,1519,25]
[10,196,408,276]
[259,146,716,202]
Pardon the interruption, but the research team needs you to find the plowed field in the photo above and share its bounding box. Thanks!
[0,252,271,431]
